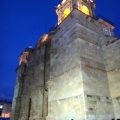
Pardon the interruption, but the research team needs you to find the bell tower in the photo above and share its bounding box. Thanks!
[56,0,96,24]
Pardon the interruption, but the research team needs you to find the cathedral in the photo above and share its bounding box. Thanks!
[11,0,120,120]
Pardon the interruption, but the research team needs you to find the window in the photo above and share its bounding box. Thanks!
[82,5,89,15]
[63,8,70,18]
[103,25,111,36]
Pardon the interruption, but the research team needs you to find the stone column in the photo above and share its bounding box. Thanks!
[46,80,55,120]
[14,97,21,120]
[42,90,48,120]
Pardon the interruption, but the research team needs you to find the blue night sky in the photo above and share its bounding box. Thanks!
[0,0,120,102]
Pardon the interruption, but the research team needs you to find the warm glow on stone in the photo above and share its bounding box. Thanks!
[63,8,70,18]
[57,4,60,7]
[82,5,89,15]
[61,0,66,4]
[90,0,93,2]
[2,113,10,118]
[41,34,48,42]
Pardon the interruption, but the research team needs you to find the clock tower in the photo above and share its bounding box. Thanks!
[56,0,96,24]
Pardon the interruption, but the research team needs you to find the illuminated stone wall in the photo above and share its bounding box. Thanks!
[17,43,50,120]
[46,9,115,120]
[11,39,51,120]
[103,39,120,119]
[11,66,25,120]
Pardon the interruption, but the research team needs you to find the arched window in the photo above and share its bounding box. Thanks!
[63,8,70,18]
[82,5,89,15]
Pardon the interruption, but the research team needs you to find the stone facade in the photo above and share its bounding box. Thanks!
[103,39,120,119]
[11,0,120,120]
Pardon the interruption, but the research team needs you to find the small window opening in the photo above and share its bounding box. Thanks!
[82,5,89,15]
[63,8,70,18]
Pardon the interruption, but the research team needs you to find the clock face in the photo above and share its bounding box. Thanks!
[103,25,111,36]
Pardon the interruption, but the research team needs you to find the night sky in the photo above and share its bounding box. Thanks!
[0,0,120,102]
